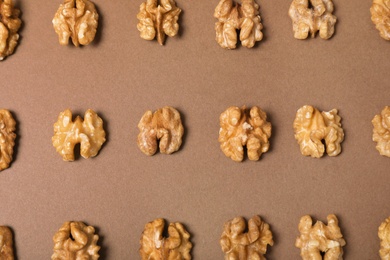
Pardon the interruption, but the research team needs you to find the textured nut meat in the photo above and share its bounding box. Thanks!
[53,0,99,46]
[214,0,263,49]
[0,0,21,60]
[0,109,16,171]
[220,216,273,260]
[0,226,14,260]
[137,106,184,156]
[52,221,100,260]
[379,217,390,259]
[52,109,106,161]
[219,106,271,162]
[137,0,181,45]
[372,106,390,157]
[139,218,192,260]
[371,0,390,40]
[288,0,337,39]
[295,215,346,260]
[293,105,344,158]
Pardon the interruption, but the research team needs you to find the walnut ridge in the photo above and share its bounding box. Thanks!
[371,0,390,40]
[0,0,21,60]
[0,226,14,260]
[379,217,390,259]
[0,109,16,171]
[372,106,390,157]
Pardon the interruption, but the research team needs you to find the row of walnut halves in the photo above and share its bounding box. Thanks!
[0,0,389,60]
[0,105,389,171]
[1,215,390,259]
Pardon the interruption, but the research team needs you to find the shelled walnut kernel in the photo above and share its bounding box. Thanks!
[371,0,390,40]
[379,217,390,259]
[0,226,14,260]
[0,109,16,171]
[0,0,21,60]
[372,106,390,157]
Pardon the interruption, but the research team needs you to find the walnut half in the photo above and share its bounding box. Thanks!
[0,0,21,60]
[0,109,16,171]
[0,226,14,260]
[371,0,390,40]
[372,106,390,157]
[379,217,390,259]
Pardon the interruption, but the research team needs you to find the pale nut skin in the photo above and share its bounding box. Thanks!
[379,217,390,259]
[220,216,273,260]
[139,218,192,260]
[372,106,390,157]
[295,215,346,260]
[371,0,390,40]
[0,0,21,60]
[0,226,14,260]
[0,109,16,171]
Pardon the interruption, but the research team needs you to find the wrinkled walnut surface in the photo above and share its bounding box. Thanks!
[219,106,271,162]
[137,0,181,45]
[372,106,390,157]
[139,218,192,260]
[53,0,98,46]
[52,109,106,161]
[295,215,346,260]
[293,105,344,158]
[137,106,184,156]
[379,217,390,259]
[371,0,390,40]
[0,0,21,60]
[0,109,16,171]
[220,216,273,260]
[288,0,337,39]
[214,0,263,49]
[52,221,100,260]
[0,226,14,260]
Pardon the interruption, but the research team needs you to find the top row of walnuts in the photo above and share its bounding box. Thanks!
[0,0,389,60]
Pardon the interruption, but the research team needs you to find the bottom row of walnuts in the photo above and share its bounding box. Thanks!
[1,215,390,259]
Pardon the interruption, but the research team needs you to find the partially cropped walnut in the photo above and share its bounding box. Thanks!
[379,217,390,259]
[214,0,263,49]
[295,215,346,260]
[293,105,344,158]
[0,0,21,60]
[53,0,99,46]
[52,221,100,260]
[220,216,273,260]
[52,109,106,161]
[139,218,192,260]
[288,0,337,39]
[219,106,271,162]
[0,226,14,260]
[137,106,184,156]
[137,0,181,45]
[372,106,390,157]
[371,0,390,40]
[0,109,16,171]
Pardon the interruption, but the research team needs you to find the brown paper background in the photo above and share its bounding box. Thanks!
[1,0,390,259]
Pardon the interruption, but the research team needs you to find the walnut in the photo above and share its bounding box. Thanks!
[52,221,100,260]
[52,0,99,46]
[0,109,16,171]
[295,215,346,260]
[139,218,192,260]
[371,0,390,40]
[0,0,21,60]
[0,226,14,260]
[218,106,271,162]
[137,106,184,156]
[288,0,337,40]
[379,217,390,259]
[293,105,344,158]
[52,109,106,161]
[372,106,390,157]
[214,0,263,49]
[137,0,181,45]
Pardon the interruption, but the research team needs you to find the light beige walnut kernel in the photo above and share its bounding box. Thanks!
[219,106,271,162]
[52,109,106,161]
[371,0,390,40]
[0,226,14,260]
[0,0,21,60]
[288,0,337,39]
[295,215,346,260]
[220,216,273,260]
[137,106,184,156]
[137,0,181,45]
[372,106,390,157]
[52,221,100,260]
[379,217,390,259]
[293,105,344,158]
[53,0,99,46]
[139,218,192,260]
[0,109,16,171]
[214,0,263,49]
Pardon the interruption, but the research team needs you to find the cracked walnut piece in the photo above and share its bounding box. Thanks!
[214,0,263,49]
[296,215,346,260]
[288,0,337,39]
[52,109,106,161]
[53,0,98,46]
[371,0,390,40]
[0,109,16,171]
[52,221,100,260]
[372,106,390,157]
[137,106,184,156]
[139,218,192,260]
[219,106,271,162]
[293,105,344,158]
[379,217,390,259]
[0,226,14,260]
[220,216,273,260]
[0,0,21,60]
[137,0,181,45]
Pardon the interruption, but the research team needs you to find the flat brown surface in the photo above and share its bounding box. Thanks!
[1,0,390,259]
